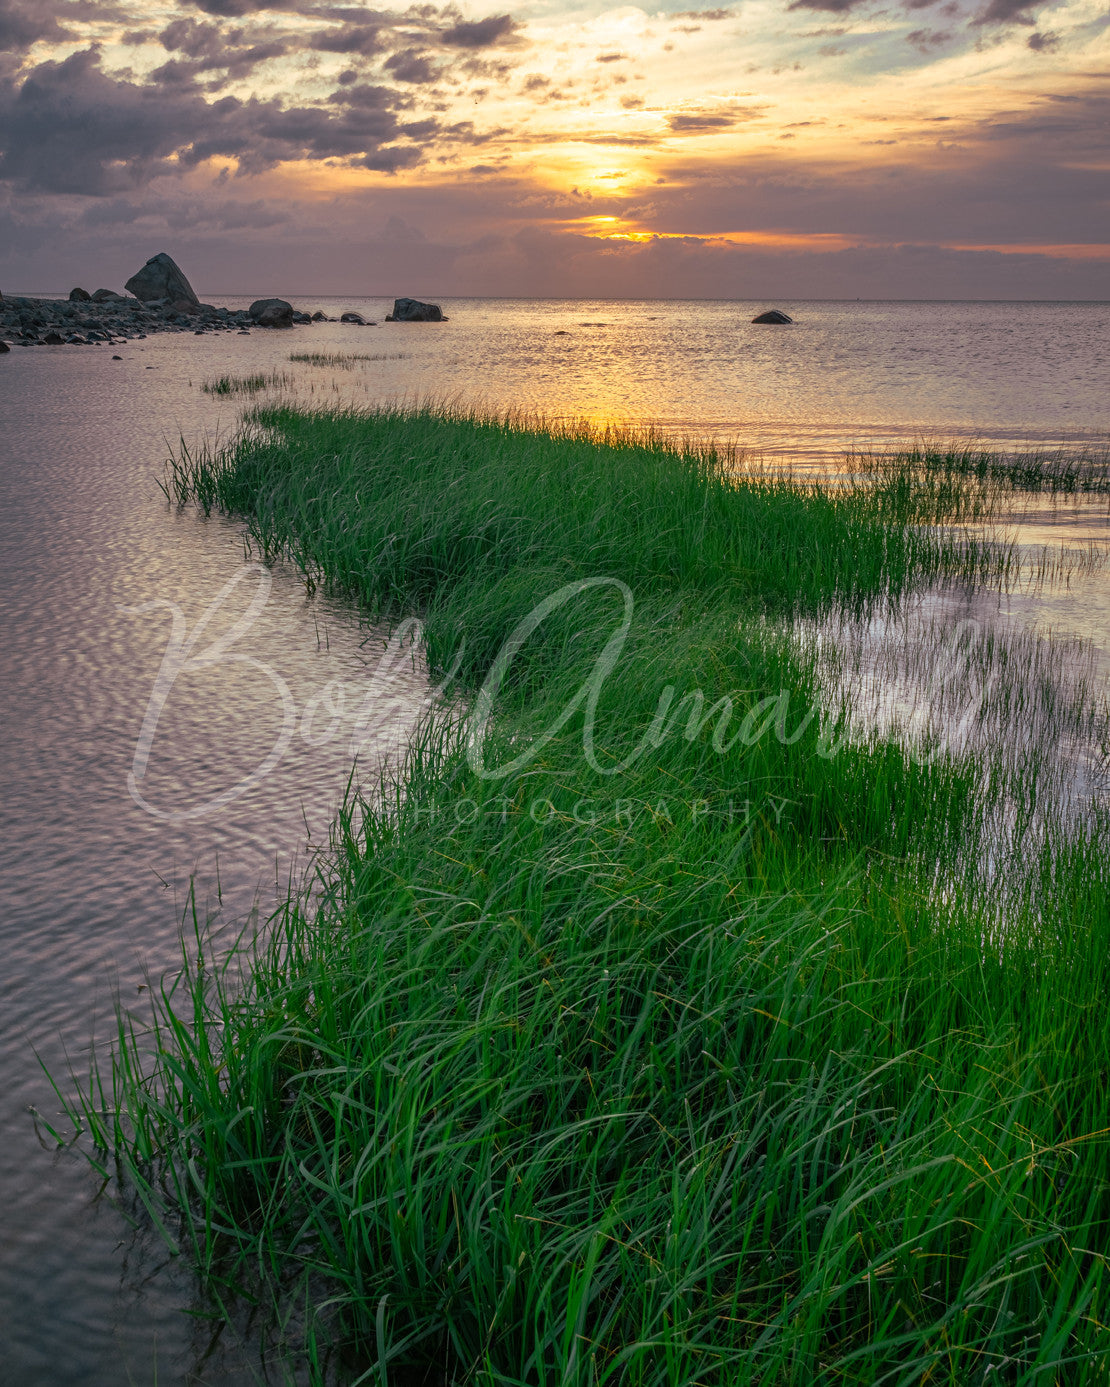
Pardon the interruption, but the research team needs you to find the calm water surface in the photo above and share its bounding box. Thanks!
[1,298,1108,1385]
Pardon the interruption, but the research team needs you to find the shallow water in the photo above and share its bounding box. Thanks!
[1,298,1108,1385]
[142,294,1110,462]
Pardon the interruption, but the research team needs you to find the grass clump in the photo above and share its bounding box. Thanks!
[61,406,1110,1384]
[202,371,294,395]
[289,351,411,367]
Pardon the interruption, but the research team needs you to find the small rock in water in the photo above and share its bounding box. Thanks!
[0,340,9,353]
[751,309,793,324]
[340,311,366,325]
[112,354,123,360]
[388,297,444,322]
[249,298,294,329]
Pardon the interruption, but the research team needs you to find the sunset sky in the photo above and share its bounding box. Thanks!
[1,0,1107,297]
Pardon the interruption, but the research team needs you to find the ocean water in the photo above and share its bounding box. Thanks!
[0,298,1108,1386]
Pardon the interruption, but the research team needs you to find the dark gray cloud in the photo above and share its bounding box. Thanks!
[787,0,866,15]
[667,106,765,132]
[970,0,1037,24]
[310,23,385,54]
[440,13,518,46]
[160,17,225,57]
[329,81,399,107]
[0,48,199,191]
[0,45,433,193]
[668,112,737,130]
[906,26,953,46]
[384,47,441,81]
[0,0,72,52]
[183,0,305,15]
[1026,28,1059,48]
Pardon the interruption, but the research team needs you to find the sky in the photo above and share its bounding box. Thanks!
[0,0,1107,298]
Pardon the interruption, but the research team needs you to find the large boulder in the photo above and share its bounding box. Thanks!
[69,287,92,301]
[751,309,793,324]
[388,297,443,322]
[249,297,294,329]
[125,253,199,305]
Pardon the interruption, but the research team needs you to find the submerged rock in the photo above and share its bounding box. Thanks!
[125,253,199,305]
[387,297,444,322]
[752,309,793,324]
[249,297,294,328]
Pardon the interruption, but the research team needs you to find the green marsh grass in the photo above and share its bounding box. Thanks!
[202,371,296,396]
[289,351,411,367]
[60,406,1110,1384]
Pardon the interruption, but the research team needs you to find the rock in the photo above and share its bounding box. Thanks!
[69,287,92,301]
[340,311,366,324]
[125,253,199,305]
[43,330,65,344]
[311,310,329,321]
[752,309,793,324]
[0,340,9,353]
[91,288,125,302]
[164,298,196,315]
[112,354,122,360]
[249,297,294,329]
[388,297,444,322]
[292,311,313,324]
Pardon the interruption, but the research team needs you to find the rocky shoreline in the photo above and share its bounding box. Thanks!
[0,252,446,353]
[0,290,294,349]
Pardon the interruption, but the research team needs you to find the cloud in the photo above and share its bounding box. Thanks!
[329,81,398,108]
[183,0,305,15]
[906,26,953,46]
[383,47,441,82]
[160,17,223,58]
[787,0,867,15]
[970,0,1038,24]
[310,23,385,54]
[0,0,73,52]
[440,14,518,47]
[0,45,432,193]
[1026,28,1059,48]
[667,105,765,132]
